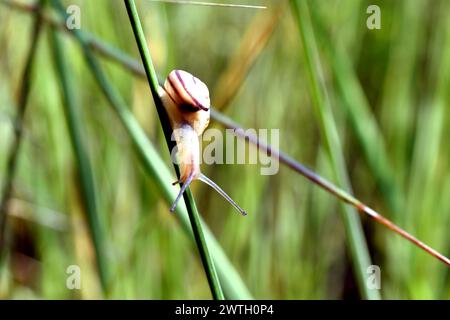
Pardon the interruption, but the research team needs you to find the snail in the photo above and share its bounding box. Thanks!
[158,70,247,216]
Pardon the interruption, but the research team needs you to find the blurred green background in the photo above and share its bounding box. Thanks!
[0,0,450,299]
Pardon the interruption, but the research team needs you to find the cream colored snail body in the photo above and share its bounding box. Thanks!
[158,70,247,216]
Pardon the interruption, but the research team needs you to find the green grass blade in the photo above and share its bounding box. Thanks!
[290,0,379,300]
[49,23,110,294]
[310,7,401,214]
[124,0,224,300]
[48,0,249,300]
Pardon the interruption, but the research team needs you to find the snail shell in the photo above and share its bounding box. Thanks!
[161,70,210,136]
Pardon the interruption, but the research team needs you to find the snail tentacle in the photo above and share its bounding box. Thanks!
[198,174,247,216]
[170,171,195,213]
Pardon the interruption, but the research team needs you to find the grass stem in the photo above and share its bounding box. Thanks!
[124,0,224,300]
[49,16,110,294]
[0,0,43,260]
[291,0,379,299]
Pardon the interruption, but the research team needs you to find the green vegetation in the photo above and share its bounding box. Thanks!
[0,0,449,299]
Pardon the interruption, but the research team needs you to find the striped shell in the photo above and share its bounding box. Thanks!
[163,70,210,112]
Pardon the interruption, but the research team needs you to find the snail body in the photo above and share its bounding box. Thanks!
[159,70,209,183]
[159,70,246,216]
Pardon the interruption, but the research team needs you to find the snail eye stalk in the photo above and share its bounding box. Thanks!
[198,174,247,216]
[170,172,195,212]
